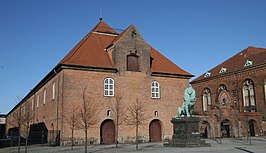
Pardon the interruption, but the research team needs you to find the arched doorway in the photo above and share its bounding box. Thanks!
[100,119,115,144]
[221,119,230,137]
[200,121,210,138]
[249,120,255,136]
[149,119,162,142]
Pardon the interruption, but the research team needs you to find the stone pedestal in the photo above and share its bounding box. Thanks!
[164,117,210,147]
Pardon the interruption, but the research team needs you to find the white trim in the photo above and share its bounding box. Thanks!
[244,60,253,67]
[204,72,211,77]
[151,81,160,99]
[219,67,227,73]
[37,95,39,108]
[52,82,55,100]
[92,31,118,37]
[104,78,114,96]
[43,90,46,104]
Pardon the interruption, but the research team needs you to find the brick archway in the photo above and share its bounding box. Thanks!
[100,119,115,144]
[149,119,162,142]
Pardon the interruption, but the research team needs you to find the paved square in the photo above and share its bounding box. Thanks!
[1,137,265,153]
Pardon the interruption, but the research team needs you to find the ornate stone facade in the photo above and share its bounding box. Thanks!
[191,47,266,138]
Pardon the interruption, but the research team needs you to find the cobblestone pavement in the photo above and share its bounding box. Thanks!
[1,137,266,153]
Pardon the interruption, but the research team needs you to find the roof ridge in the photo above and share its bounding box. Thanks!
[60,21,116,64]
[106,24,134,48]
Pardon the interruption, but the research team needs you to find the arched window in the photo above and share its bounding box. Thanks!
[243,79,256,112]
[202,88,211,111]
[104,78,114,96]
[127,55,139,71]
[154,111,158,117]
[151,81,160,99]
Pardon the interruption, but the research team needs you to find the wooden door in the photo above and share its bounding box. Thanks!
[149,120,161,142]
[101,120,115,144]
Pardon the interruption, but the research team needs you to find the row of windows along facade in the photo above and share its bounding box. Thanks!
[201,79,258,112]
[23,78,160,113]
[104,78,160,98]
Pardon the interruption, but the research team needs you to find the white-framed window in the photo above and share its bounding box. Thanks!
[219,67,227,73]
[242,79,256,112]
[151,81,160,99]
[202,88,211,111]
[31,99,34,110]
[37,95,39,108]
[204,72,211,77]
[52,82,55,100]
[244,60,253,67]
[104,78,114,96]
[43,90,46,104]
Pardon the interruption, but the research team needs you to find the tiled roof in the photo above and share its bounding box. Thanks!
[192,46,266,83]
[60,21,117,69]
[60,21,192,76]
[150,47,192,76]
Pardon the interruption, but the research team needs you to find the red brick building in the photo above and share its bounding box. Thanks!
[6,21,193,145]
[191,46,266,138]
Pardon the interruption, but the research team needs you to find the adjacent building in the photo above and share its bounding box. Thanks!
[6,21,193,145]
[191,46,266,138]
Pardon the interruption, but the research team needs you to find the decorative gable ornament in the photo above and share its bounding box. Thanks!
[244,60,253,67]
[204,72,211,77]
[219,67,227,73]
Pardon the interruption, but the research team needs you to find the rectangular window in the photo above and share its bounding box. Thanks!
[37,95,39,108]
[52,82,55,100]
[43,90,46,104]
[151,81,160,99]
[104,78,114,96]
[31,99,34,110]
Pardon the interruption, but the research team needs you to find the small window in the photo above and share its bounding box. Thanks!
[52,82,55,100]
[127,55,139,71]
[43,90,46,104]
[219,67,227,73]
[104,78,114,96]
[154,111,158,117]
[151,81,160,99]
[37,95,39,108]
[31,99,34,110]
[244,60,253,67]
[204,72,211,77]
[107,110,111,116]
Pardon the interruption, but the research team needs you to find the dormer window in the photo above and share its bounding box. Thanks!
[244,60,253,67]
[219,67,227,73]
[204,72,211,77]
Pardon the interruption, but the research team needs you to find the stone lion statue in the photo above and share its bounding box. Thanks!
[176,86,196,118]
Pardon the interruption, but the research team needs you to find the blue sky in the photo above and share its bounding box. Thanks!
[0,0,265,114]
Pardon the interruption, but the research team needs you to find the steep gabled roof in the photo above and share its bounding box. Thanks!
[59,21,192,77]
[192,46,266,83]
[60,21,117,69]
[150,47,192,77]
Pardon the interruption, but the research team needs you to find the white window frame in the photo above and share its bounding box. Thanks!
[37,95,39,108]
[31,99,34,110]
[43,90,46,104]
[52,82,55,100]
[104,78,114,96]
[151,81,160,99]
